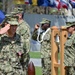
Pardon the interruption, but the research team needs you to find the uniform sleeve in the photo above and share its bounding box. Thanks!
[19,22,31,40]
[20,22,31,53]
[31,30,38,41]
[23,40,30,54]
[65,39,72,47]
[65,34,75,47]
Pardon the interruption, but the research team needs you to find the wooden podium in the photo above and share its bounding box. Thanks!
[51,26,68,75]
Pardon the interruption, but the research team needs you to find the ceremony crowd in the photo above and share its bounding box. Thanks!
[0,6,75,75]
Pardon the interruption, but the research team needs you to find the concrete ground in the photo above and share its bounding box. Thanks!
[30,58,41,67]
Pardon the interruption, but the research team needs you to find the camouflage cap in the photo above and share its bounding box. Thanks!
[18,8,23,12]
[40,18,51,24]
[1,14,17,25]
[66,22,75,28]
[7,16,19,25]
[11,7,24,15]
[5,14,12,17]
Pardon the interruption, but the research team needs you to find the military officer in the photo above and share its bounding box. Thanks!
[64,22,75,75]
[11,7,31,75]
[32,18,51,75]
[0,16,26,75]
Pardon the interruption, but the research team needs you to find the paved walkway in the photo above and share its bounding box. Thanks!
[30,58,41,67]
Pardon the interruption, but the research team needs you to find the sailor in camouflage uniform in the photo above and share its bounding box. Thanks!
[64,22,75,75]
[32,18,51,75]
[12,8,31,75]
[0,16,26,75]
